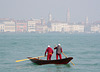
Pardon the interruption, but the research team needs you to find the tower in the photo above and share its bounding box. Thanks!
[48,13,52,22]
[86,16,88,25]
[84,16,91,32]
[67,8,70,24]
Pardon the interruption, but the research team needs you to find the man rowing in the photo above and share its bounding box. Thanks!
[45,45,54,60]
[54,44,63,60]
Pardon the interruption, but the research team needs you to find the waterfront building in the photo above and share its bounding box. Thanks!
[61,24,84,33]
[35,18,46,33]
[40,18,45,25]
[36,23,43,33]
[28,19,41,32]
[4,20,15,32]
[50,21,67,32]
[50,21,84,33]
[0,23,4,32]
[0,18,11,22]
[16,20,27,32]
[70,25,84,33]
[36,23,48,33]
[91,24,100,33]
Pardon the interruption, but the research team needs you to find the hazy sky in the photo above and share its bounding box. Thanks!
[0,0,100,22]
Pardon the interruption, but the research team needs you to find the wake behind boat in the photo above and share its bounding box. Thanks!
[27,57,73,65]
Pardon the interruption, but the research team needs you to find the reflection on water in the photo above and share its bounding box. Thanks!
[47,64,72,72]
[16,63,72,72]
[55,64,71,68]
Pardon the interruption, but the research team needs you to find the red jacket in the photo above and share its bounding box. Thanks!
[45,47,54,55]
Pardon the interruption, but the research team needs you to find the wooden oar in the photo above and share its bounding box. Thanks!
[16,56,45,62]
[62,52,75,66]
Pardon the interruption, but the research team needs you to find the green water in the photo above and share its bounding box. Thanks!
[0,33,100,72]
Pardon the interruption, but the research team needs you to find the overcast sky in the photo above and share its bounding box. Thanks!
[0,0,100,23]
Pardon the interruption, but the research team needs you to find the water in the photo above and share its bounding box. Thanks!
[0,33,100,72]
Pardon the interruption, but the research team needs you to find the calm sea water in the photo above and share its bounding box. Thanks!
[0,33,100,72]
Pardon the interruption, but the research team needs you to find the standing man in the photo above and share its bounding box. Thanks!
[45,45,54,60]
[54,44,63,60]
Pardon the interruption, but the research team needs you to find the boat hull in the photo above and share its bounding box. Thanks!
[27,57,73,65]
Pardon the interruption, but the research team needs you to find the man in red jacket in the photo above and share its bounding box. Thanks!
[45,45,54,60]
[54,44,63,60]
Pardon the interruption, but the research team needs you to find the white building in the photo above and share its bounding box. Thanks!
[4,21,15,32]
[91,25,100,33]
[0,23,5,32]
[51,22,67,32]
[71,25,84,32]
[28,19,41,32]
[50,22,84,33]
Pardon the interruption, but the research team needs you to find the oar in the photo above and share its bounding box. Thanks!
[16,56,45,62]
[62,52,75,66]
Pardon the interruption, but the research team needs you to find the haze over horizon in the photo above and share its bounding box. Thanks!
[0,0,100,23]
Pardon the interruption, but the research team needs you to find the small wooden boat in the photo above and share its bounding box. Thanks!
[27,57,73,65]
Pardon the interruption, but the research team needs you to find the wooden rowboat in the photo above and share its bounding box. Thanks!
[27,57,73,65]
